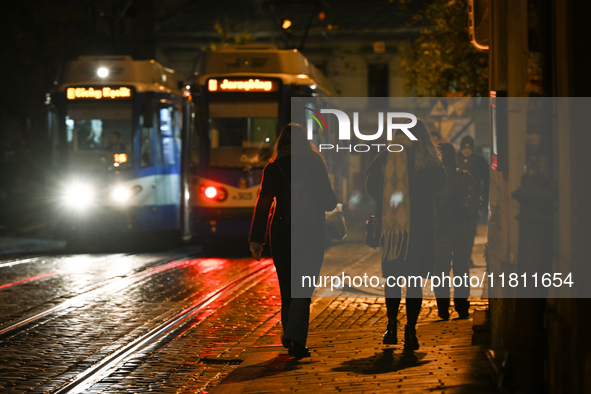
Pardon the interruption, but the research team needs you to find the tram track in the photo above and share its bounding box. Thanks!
[0,250,201,339]
[48,259,275,394]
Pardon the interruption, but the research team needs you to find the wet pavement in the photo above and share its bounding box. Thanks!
[211,298,493,394]
[0,223,494,393]
[208,224,493,394]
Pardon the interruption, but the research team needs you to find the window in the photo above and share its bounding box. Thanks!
[368,63,389,97]
[65,101,132,152]
[140,127,153,168]
[157,107,175,165]
[207,100,278,168]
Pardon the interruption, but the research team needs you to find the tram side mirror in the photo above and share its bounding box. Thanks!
[140,95,155,128]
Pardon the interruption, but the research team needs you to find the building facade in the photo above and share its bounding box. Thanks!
[487,0,591,392]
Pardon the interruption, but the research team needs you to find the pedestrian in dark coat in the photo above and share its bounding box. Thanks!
[366,120,447,353]
[249,124,337,359]
[456,135,489,266]
[435,143,479,320]
[456,136,489,206]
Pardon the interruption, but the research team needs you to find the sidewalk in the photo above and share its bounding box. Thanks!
[210,298,493,393]
[210,222,493,393]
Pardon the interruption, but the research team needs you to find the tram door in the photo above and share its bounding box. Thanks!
[137,113,159,230]
[153,106,181,231]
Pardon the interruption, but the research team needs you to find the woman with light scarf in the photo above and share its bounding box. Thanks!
[366,120,447,353]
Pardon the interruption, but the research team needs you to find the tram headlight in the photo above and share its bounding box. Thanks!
[64,183,94,209]
[112,187,131,202]
[112,185,142,203]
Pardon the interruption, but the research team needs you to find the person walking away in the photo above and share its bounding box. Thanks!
[366,120,447,353]
[456,136,489,266]
[249,124,337,359]
[435,143,480,319]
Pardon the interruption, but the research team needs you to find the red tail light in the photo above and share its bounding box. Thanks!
[200,185,228,201]
[204,186,217,198]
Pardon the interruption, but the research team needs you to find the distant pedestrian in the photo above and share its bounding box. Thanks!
[249,124,337,359]
[434,143,479,319]
[366,120,447,353]
[456,136,489,266]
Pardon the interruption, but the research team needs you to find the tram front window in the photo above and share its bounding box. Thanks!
[208,100,278,168]
[66,101,133,157]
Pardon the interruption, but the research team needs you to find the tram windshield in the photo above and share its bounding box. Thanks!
[208,99,278,168]
[66,101,133,153]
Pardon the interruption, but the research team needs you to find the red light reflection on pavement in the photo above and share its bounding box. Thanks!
[180,258,280,352]
[195,258,232,273]
[0,269,67,290]
[0,257,274,292]
[0,259,206,292]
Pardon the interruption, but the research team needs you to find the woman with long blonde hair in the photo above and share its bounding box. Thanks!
[366,119,447,353]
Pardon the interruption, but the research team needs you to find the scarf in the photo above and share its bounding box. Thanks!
[379,133,442,261]
[380,134,413,261]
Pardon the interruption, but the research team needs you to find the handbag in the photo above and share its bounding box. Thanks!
[365,215,380,248]
[325,203,347,240]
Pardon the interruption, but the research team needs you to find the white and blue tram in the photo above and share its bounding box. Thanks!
[181,45,339,244]
[47,56,183,246]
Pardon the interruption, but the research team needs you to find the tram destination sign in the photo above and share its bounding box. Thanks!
[66,86,133,100]
[207,78,277,92]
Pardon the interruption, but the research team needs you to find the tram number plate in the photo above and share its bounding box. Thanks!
[234,192,253,201]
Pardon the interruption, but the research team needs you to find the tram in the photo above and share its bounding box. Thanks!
[47,56,183,247]
[181,45,342,244]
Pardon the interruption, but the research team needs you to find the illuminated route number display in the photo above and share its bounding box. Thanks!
[67,86,133,100]
[207,78,277,92]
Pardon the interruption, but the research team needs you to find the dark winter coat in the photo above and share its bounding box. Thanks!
[436,164,481,234]
[249,151,336,344]
[249,152,337,246]
[456,152,489,207]
[366,150,447,278]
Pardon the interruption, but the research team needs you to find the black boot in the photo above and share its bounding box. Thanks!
[438,308,450,320]
[281,335,290,348]
[384,297,400,345]
[454,298,470,319]
[288,341,311,359]
[382,320,397,345]
[403,325,419,354]
[436,298,450,320]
